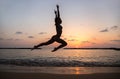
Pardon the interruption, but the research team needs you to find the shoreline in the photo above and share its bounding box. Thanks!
[0,65,120,79]
[0,65,120,74]
[0,72,120,79]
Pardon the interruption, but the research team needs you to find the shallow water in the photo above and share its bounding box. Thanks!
[0,65,120,74]
[0,49,120,66]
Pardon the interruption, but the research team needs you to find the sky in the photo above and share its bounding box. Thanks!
[0,0,120,48]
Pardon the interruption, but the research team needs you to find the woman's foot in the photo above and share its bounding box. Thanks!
[52,47,58,52]
[31,45,38,51]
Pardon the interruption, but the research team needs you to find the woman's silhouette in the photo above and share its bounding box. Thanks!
[31,5,67,52]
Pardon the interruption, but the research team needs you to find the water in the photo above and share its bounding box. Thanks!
[0,49,120,67]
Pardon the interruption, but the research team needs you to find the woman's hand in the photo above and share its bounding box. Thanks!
[56,4,59,9]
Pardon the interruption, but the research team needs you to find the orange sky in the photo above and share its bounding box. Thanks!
[0,0,120,48]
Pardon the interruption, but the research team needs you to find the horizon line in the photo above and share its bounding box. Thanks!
[0,47,120,51]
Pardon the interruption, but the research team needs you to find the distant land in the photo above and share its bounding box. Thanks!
[0,47,120,51]
[64,48,120,51]
[0,48,41,49]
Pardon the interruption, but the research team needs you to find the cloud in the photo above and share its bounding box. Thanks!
[99,25,119,33]
[110,40,120,42]
[68,35,76,38]
[39,32,47,35]
[91,42,96,44]
[28,36,34,38]
[82,41,90,43]
[0,32,4,34]
[92,37,97,40]
[82,41,96,44]
[15,31,23,34]
[68,39,77,41]
[0,38,22,41]
[6,38,13,40]
[111,26,119,30]
[100,28,108,32]
[63,38,67,40]
[8,38,21,41]
[118,35,120,37]
[0,38,4,40]
[15,39,21,41]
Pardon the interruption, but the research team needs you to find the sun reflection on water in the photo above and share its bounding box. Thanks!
[75,67,81,74]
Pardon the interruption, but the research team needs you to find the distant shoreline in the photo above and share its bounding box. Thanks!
[64,48,120,51]
[0,47,120,51]
[0,48,41,49]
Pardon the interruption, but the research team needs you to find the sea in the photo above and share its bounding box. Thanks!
[0,49,120,74]
[0,49,120,67]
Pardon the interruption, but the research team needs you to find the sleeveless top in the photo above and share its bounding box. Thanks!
[55,17,62,37]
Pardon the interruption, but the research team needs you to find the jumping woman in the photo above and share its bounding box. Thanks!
[31,5,67,52]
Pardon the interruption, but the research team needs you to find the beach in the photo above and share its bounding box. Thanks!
[0,72,120,79]
[0,49,120,79]
[0,65,120,79]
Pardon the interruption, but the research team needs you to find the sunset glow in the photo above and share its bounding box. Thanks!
[0,0,120,48]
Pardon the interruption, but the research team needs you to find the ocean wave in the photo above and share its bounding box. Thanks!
[0,58,120,67]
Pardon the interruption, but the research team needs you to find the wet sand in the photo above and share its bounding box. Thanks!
[0,65,120,79]
[0,72,120,79]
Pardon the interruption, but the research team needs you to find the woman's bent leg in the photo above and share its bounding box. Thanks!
[52,38,67,52]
